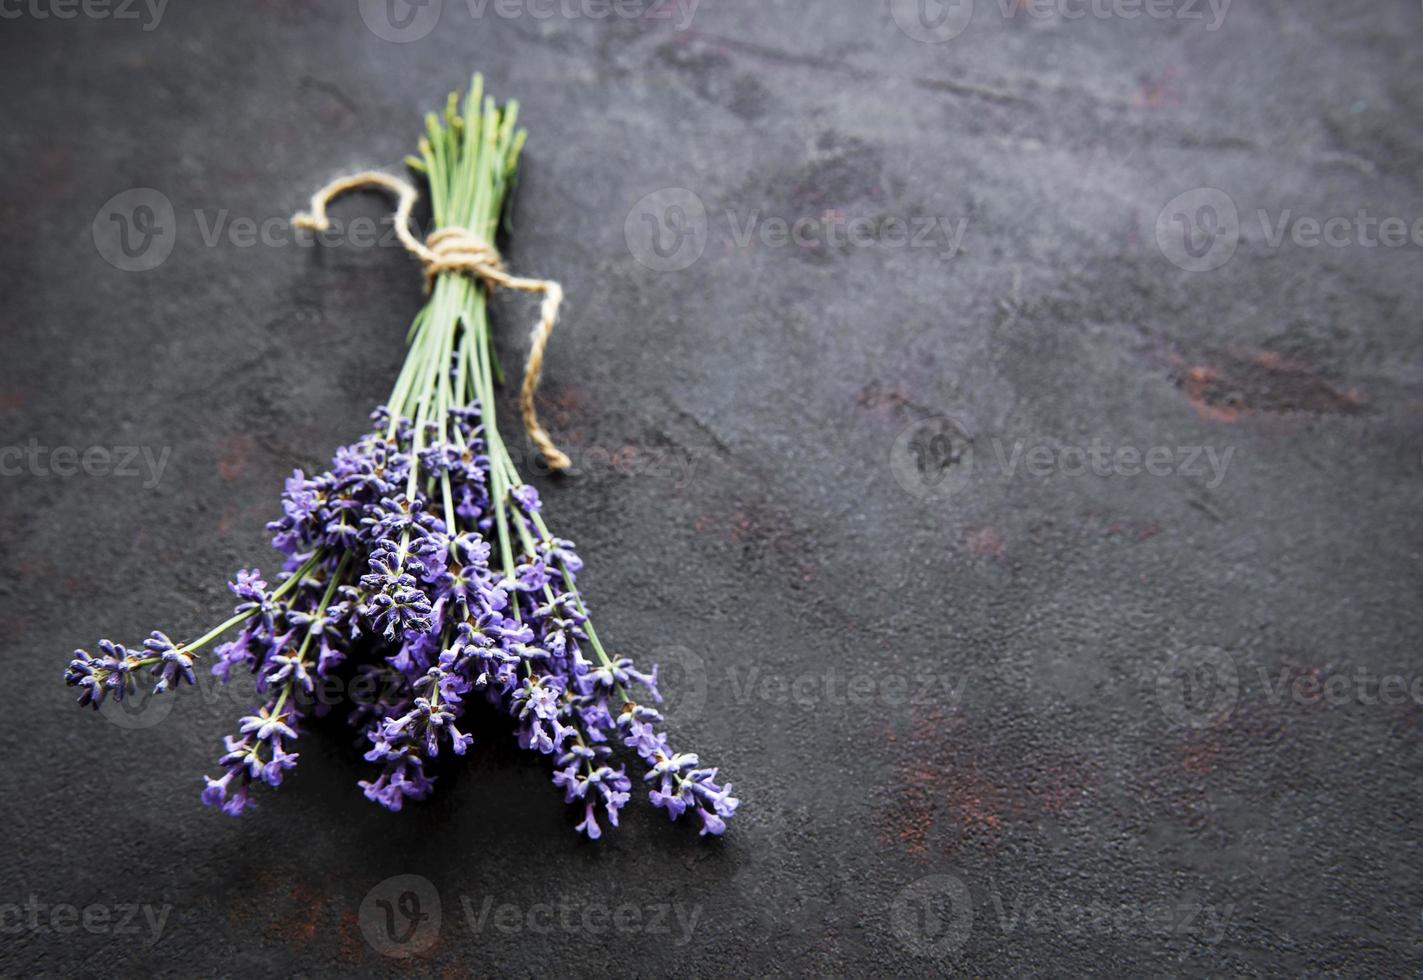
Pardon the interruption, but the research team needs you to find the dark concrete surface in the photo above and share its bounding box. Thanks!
[3,0,1422,975]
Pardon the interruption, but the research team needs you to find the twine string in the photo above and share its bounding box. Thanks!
[292,170,570,472]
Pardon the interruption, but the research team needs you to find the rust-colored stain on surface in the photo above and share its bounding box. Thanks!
[216,500,269,537]
[855,381,914,413]
[266,880,328,945]
[546,386,581,431]
[1131,66,1184,110]
[337,909,368,964]
[217,433,254,481]
[1177,349,1367,421]
[221,869,355,957]
[1103,518,1164,543]
[878,706,1092,857]
[1181,734,1219,775]
[966,526,1005,558]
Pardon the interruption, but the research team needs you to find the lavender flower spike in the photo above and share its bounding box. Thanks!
[62,74,735,838]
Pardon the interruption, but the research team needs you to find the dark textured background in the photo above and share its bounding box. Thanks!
[3,0,1422,975]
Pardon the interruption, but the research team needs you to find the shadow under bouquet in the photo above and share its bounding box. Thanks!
[64,75,736,840]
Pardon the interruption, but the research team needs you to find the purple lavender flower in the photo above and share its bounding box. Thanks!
[144,631,196,694]
[65,639,139,709]
[201,702,304,816]
[69,370,734,838]
[64,75,737,836]
[510,484,541,514]
[230,569,277,630]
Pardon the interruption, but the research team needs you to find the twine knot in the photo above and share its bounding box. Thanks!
[422,227,506,292]
[292,170,571,472]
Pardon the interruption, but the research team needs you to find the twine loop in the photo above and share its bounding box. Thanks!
[292,170,570,472]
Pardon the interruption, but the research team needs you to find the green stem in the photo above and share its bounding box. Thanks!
[273,553,350,718]
[115,552,323,675]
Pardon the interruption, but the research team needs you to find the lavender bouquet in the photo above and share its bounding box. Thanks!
[64,75,736,839]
